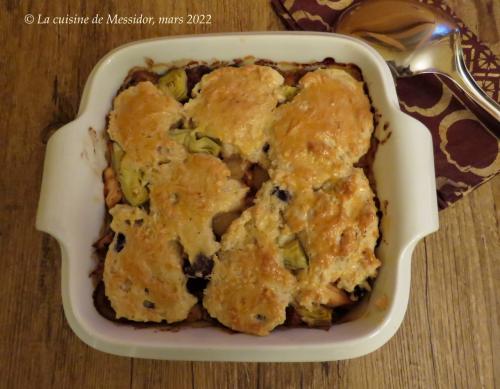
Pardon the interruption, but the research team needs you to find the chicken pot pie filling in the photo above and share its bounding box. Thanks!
[94,58,381,335]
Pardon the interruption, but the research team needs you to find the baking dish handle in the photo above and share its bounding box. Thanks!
[36,120,86,243]
[394,112,440,246]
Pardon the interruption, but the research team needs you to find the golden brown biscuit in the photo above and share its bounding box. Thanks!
[149,153,248,263]
[104,205,197,323]
[294,168,380,312]
[184,65,284,162]
[204,183,296,336]
[270,68,373,190]
[108,81,186,170]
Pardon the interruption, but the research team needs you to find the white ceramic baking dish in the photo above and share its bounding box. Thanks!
[36,32,438,361]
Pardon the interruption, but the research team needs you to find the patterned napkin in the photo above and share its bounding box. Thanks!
[271,0,500,209]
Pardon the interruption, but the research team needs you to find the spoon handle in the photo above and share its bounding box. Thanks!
[448,39,500,123]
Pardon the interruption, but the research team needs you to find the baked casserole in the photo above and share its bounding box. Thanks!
[93,57,381,336]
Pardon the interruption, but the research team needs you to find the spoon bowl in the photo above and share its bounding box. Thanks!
[335,0,500,124]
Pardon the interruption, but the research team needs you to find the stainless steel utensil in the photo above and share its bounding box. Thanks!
[335,0,500,124]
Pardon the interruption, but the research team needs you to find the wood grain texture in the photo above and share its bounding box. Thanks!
[0,1,498,388]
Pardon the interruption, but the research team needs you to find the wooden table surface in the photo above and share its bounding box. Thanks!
[1,1,498,388]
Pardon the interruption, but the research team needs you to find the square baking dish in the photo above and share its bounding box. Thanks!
[36,32,438,361]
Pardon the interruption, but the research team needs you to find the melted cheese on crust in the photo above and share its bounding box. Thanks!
[108,82,186,170]
[104,205,197,322]
[203,183,296,336]
[149,154,247,262]
[294,168,380,311]
[184,65,284,162]
[270,68,373,190]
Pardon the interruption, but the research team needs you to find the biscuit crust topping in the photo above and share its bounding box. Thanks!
[97,59,381,335]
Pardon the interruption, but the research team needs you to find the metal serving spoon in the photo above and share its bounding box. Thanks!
[335,0,500,124]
